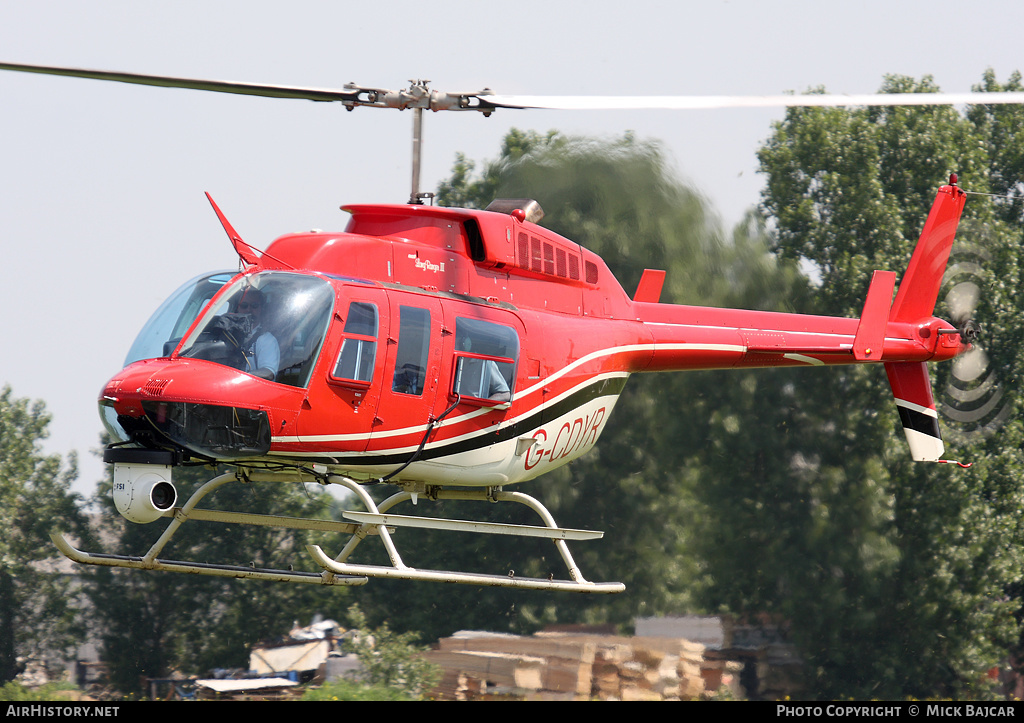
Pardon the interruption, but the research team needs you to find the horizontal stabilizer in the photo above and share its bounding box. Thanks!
[853,270,896,361]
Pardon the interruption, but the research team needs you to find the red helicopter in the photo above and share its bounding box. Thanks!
[0,63,1005,593]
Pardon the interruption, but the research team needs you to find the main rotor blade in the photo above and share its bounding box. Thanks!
[0,61,359,102]
[482,92,1024,111]
[6,62,1024,113]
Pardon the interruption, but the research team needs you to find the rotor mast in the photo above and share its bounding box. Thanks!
[340,79,497,204]
[412,106,424,204]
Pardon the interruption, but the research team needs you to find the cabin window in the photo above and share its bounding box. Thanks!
[391,306,431,396]
[331,302,378,387]
[452,318,519,406]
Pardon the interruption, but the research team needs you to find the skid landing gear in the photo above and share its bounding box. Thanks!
[308,478,625,593]
[51,470,625,594]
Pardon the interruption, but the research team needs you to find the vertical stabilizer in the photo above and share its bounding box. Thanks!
[884,180,970,466]
[889,181,967,324]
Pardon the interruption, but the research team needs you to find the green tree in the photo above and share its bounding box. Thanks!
[0,386,90,683]
[733,71,1024,699]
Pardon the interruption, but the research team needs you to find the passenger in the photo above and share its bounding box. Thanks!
[482,359,511,402]
[459,336,510,402]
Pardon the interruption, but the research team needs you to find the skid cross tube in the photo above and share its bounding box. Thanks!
[306,477,625,594]
[51,471,367,586]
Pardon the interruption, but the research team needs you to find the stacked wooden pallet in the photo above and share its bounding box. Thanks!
[425,630,740,701]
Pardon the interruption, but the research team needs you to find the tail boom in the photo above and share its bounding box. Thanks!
[632,304,949,374]
[629,181,971,465]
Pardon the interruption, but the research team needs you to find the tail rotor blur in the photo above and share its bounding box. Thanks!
[937,238,1010,441]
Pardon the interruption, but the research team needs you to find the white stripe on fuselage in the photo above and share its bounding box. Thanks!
[271,336,829,451]
[272,370,629,457]
[270,390,622,487]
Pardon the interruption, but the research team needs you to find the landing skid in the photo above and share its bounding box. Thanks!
[307,482,624,593]
[52,470,624,594]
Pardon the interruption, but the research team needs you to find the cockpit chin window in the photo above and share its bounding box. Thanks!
[177,271,334,388]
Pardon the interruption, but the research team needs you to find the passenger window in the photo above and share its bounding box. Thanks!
[391,307,430,396]
[452,318,518,406]
[331,302,378,387]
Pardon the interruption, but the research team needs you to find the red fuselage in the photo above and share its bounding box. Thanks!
[100,193,967,487]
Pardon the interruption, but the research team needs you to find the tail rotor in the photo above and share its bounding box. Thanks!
[937,239,1010,441]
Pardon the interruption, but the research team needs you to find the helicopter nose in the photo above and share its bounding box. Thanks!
[98,359,277,460]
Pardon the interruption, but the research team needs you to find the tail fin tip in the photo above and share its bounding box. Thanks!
[888,183,967,324]
[885,361,944,462]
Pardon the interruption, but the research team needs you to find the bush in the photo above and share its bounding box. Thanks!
[300,679,414,702]
[338,605,440,700]
[0,681,79,701]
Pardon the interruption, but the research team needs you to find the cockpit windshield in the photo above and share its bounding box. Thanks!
[125,271,236,367]
[177,271,334,388]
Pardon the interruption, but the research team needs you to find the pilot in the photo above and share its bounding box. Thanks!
[236,288,280,381]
